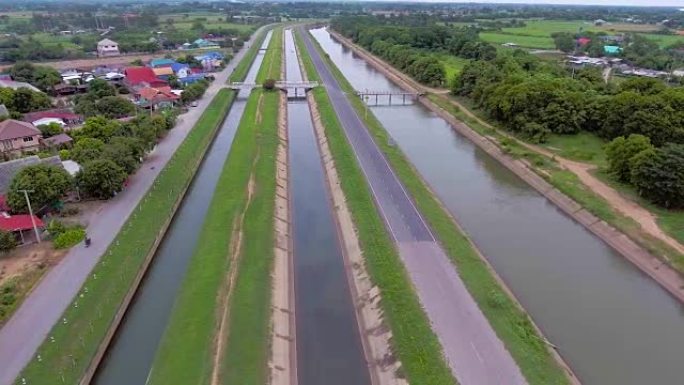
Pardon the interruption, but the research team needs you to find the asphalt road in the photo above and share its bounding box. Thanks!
[299,27,528,385]
[0,26,269,385]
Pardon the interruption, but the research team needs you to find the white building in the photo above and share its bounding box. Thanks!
[97,39,120,57]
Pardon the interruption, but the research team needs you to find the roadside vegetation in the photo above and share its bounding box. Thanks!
[148,27,281,385]
[302,29,571,385]
[228,28,270,83]
[16,88,236,385]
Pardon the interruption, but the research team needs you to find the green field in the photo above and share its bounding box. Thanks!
[478,19,684,49]
[439,54,469,82]
[543,132,608,167]
[17,88,237,385]
[302,30,571,385]
[480,32,556,49]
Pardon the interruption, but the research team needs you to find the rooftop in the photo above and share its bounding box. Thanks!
[0,213,44,232]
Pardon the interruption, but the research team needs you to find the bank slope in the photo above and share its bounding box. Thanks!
[300,28,571,385]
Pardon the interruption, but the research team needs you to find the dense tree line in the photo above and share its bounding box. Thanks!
[332,16,498,87]
[73,80,136,119]
[453,47,684,208]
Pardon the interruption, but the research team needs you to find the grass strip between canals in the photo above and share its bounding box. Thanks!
[300,29,571,385]
[228,27,269,83]
[148,27,282,385]
[295,29,455,385]
[17,89,236,385]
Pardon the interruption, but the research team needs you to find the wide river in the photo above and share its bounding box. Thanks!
[312,27,684,385]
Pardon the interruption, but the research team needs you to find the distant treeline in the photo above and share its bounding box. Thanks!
[332,16,498,87]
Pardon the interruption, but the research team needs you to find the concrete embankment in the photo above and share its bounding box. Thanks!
[327,29,684,305]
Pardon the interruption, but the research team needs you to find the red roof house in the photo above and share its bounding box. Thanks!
[22,109,83,126]
[124,67,168,89]
[577,37,591,46]
[135,86,179,110]
[0,213,43,232]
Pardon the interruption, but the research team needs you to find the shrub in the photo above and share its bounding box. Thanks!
[53,228,86,249]
[0,230,17,252]
[262,78,276,90]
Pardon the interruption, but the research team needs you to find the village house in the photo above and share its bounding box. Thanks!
[22,110,83,129]
[124,67,168,90]
[0,79,42,93]
[134,86,179,110]
[0,212,44,244]
[97,38,120,57]
[0,120,42,156]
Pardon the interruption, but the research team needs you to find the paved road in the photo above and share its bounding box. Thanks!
[299,27,527,385]
[0,26,269,385]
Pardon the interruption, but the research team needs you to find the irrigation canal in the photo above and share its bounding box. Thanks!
[311,27,684,385]
[92,31,273,385]
[285,29,371,385]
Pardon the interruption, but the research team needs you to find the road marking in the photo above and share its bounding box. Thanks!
[470,341,484,364]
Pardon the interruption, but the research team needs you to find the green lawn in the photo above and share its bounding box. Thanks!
[148,26,281,385]
[228,28,269,82]
[439,55,469,83]
[480,32,555,49]
[302,29,570,385]
[543,132,608,167]
[17,89,237,385]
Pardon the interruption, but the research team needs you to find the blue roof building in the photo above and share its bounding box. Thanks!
[603,45,623,55]
[150,58,176,68]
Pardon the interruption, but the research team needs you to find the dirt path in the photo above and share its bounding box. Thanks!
[338,29,684,259]
[210,93,265,385]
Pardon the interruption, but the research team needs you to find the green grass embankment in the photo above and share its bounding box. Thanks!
[147,27,282,385]
[303,30,571,385]
[17,89,236,385]
[218,27,281,385]
[295,29,456,385]
[228,27,270,83]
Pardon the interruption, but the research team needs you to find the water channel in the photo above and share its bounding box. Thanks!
[311,27,684,385]
[285,29,371,385]
[92,31,273,385]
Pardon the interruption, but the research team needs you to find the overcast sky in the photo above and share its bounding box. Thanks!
[420,0,684,6]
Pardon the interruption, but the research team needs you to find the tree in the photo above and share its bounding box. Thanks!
[37,122,64,138]
[552,32,575,53]
[87,79,116,98]
[630,144,684,208]
[8,61,35,83]
[33,66,61,92]
[0,230,16,252]
[11,87,51,113]
[7,164,72,213]
[262,78,276,90]
[75,117,123,142]
[93,96,135,119]
[605,134,654,182]
[104,137,144,173]
[77,159,127,199]
[70,138,105,164]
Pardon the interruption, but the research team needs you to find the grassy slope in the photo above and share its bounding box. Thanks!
[295,30,457,385]
[18,89,236,385]
[218,27,281,385]
[307,30,570,385]
[148,28,281,385]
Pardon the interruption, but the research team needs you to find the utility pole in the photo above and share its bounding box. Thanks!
[19,189,41,243]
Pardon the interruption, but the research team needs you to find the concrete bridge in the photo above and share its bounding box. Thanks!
[355,89,424,106]
[227,81,319,98]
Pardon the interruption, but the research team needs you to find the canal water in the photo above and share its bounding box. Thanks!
[92,31,273,385]
[311,27,684,385]
[285,29,371,385]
